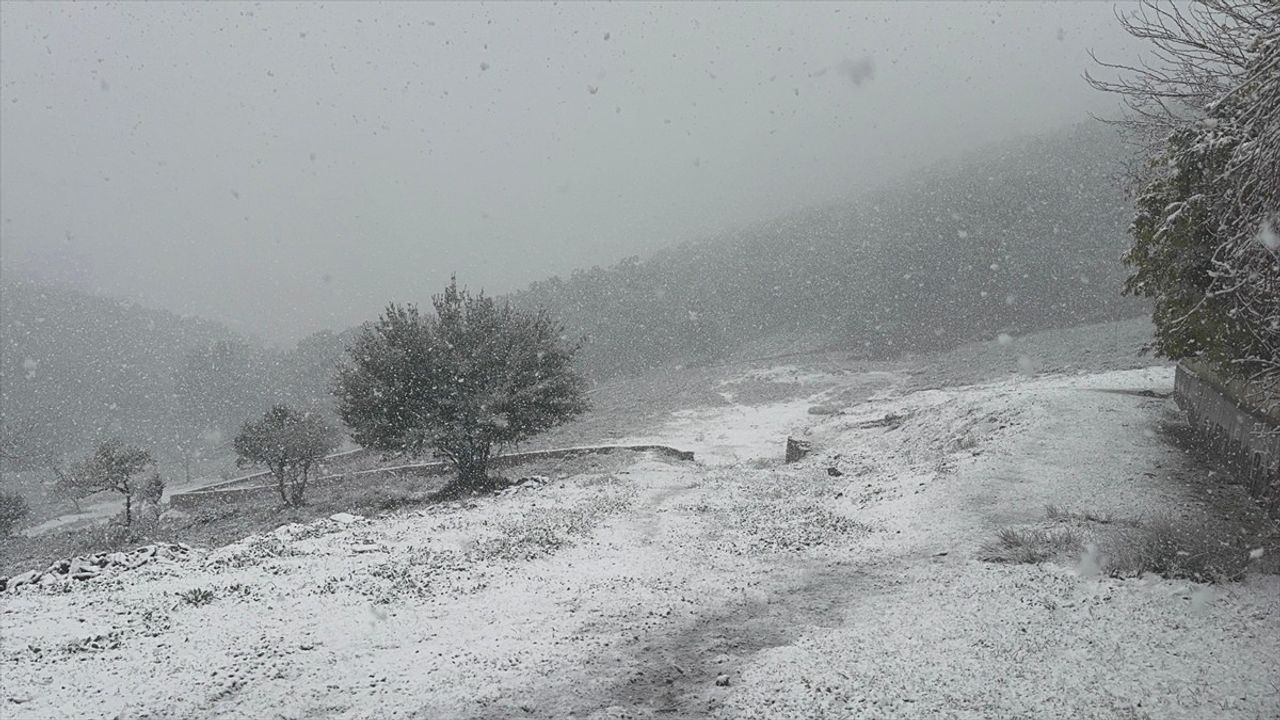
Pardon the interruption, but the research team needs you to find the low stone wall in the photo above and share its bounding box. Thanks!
[1175,361,1279,514]
[169,444,694,511]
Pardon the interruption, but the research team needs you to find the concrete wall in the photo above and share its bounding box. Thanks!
[169,444,694,511]
[1175,362,1279,514]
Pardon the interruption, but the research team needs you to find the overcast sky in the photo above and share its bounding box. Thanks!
[0,2,1144,343]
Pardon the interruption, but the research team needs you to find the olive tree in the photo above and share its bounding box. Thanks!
[62,440,154,526]
[335,279,588,489]
[233,405,340,506]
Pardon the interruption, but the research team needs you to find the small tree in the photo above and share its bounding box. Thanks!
[138,472,166,505]
[0,491,30,536]
[65,440,154,526]
[233,405,339,506]
[335,279,589,489]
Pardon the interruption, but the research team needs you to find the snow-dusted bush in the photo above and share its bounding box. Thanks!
[335,278,588,489]
[234,405,340,507]
[0,491,30,536]
[1091,0,1279,384]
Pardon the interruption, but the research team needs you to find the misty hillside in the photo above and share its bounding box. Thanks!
[512,123,1146,377]
[0,124,1144,464]
[0,282,345,466]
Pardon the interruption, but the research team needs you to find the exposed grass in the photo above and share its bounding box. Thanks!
[0,474,461,579]
[984,508,1262,583]
[354,484,637,603]
[1044,504,1142,528]
[177,587,216,607]
[1101,514,1252,583]
[978,526,1084,564]
[470,486,636,562]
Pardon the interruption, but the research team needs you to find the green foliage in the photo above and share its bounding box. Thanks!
[233,405,340,506]
[1106,2,1279,380]
[1123,128,1249,366]
[335,278,588,487]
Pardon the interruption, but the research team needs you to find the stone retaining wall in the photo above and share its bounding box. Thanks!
[169,444,694,511]
[1175,361,1279,514]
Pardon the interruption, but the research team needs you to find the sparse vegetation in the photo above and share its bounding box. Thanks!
[982,506,1262,584]
[471,488,634,562]
[1044,504,1141,527]
[177,587,217,607]
[978,526,1085,565]
[1101,514,1252,584]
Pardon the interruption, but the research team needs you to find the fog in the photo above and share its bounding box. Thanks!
[1,2,1142,342]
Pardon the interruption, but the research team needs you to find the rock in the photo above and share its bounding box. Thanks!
[159,508,191,524]
[329,512,363,524]
[785,437,812,463]
[715,674,731,687]
[351,541,381,554]
[5,570,40,591]
[826,466,844,477]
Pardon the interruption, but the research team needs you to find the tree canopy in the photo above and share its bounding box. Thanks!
[335,279,588,487]
[233,404,340,506]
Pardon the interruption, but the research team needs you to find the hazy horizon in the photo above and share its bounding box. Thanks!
[1,1,1145,344]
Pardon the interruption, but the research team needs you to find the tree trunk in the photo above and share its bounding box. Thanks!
[454,452,490,490]
[123,492,132,526]
[290,464,308,506]
[275,467,290,505]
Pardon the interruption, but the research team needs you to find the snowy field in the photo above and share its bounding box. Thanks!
[3,359,1277,719]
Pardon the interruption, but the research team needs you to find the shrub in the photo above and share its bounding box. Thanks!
[177,587,217,607]
[138,472,166,505]
[0,491,30,535]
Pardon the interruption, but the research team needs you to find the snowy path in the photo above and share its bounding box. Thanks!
[2,367,1277,719]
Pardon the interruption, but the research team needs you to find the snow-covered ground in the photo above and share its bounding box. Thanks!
[3,365,1277,719]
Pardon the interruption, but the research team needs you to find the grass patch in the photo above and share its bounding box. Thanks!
[177,587,217,607]
[979,526,1084,564]
[1044,504,1141,527]
[985,508,1261,583]
[471,486,635,562]
[1101,514,1251,583]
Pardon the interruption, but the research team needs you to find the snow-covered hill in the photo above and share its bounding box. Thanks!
[3,364,1277,719]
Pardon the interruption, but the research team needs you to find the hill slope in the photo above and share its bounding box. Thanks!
[0,282,347,470]
[3,358,1275,719]
[512,123,1146,377]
